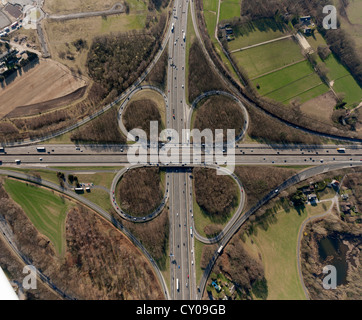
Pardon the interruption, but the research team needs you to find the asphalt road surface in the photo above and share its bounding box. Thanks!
[1,144,361,166]
[167,0,195,300]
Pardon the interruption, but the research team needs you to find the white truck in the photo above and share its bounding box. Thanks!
[171,23,174,32]
[217,245,223,254]
[176,278,179,291]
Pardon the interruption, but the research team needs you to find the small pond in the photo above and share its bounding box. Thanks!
[318,235,349,286]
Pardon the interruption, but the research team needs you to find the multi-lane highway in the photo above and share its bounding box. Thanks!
[1,144,361,166]
[167,0,195,300]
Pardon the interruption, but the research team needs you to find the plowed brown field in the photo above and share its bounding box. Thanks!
[0,59,87,119]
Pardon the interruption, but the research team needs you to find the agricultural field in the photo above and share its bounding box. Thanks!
[232,38,305,79]
[233,37,331,104]
[265,75,328,104]
[0,59,87,119]
[228,18,288,52]
[243,200,333,300]
[4,179,70,257]
[219,0,242,22]
[232,27,361,107]
[253,60,314,96]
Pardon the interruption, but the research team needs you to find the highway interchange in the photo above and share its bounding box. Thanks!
[0,0,362,301]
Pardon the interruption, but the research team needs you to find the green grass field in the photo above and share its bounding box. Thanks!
[265,74,328,104]
[4,179,70,257]
[81,188,113,212]
[304,32,327,51]
[204,0,219,12]
[324,55,350,80]
[304,33,361,107]
[243,201,332,300]
[289,83,330,104]
[232,38,304,79]
[253,60,312,95]
[228,19,288,51]
[2,168,61,185]
[252,58,329,104]
[219,0,242,22]
[194,239,206,285]
[333,75,362,107]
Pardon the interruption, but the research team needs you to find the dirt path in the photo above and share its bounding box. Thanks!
[47,3,124,21]
[230,34,293,53]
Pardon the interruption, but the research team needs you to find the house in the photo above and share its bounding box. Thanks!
[300,16,311,25]
[308,194,317,203]
[303,27,312,34]
[299,15,315,36]
[211,281,221,292]
[331,180,340,187]
[302,183,315,195]
[341,194,349,200]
